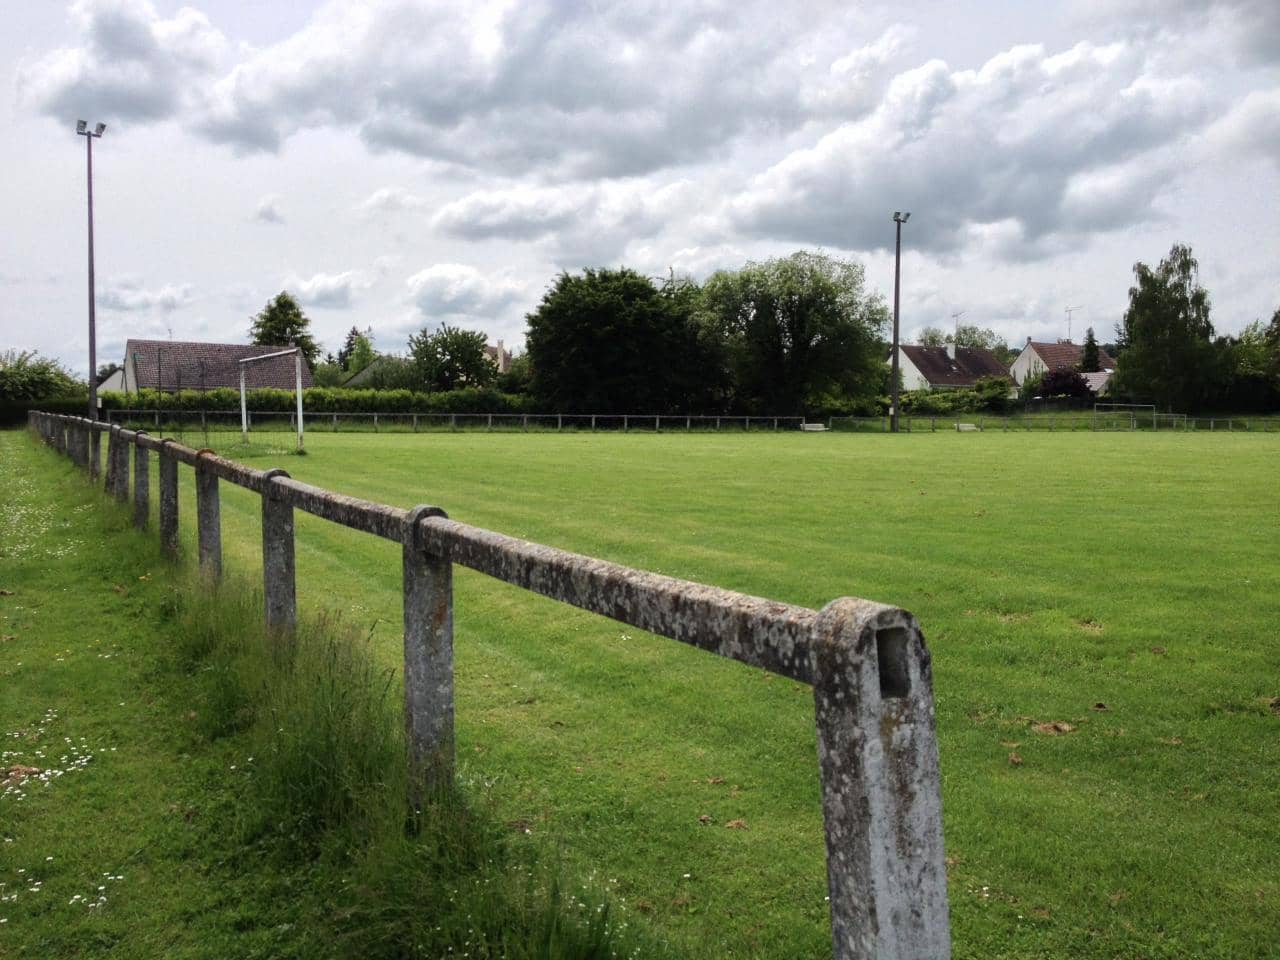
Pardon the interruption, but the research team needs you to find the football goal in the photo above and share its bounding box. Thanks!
[1094,402,1156,430]
[239,347,305,451]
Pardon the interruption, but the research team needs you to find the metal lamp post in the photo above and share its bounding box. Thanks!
[890,211,910,433]
[77,120,106,420]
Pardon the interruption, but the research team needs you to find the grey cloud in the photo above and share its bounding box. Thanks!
[36,0,895,179]
[17,0,228,124]
[254,195,284,224]
[731,41,1211,258]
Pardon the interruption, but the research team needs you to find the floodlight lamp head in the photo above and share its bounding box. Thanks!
[94,122,106,136]
[893,211,900,220]
[76,120,87,134]
[902,212,911,222]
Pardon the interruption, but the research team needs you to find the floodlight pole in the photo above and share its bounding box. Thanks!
[77,120,106,419]
[890,211,910,433]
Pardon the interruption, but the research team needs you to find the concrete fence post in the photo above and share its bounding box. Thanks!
[260,468,297,640]
[194,453,222,579]
[158,440,179,559]
[89,424,101,480]
[810,599,950,960]
[402,504,455,794]
[76,420,89,469]
[115,429,132,503]
[132,432,150,529]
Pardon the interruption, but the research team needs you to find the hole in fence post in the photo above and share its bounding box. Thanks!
[876,627,911,699]
[812,601,950,960]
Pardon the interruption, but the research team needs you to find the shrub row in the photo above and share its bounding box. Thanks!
[0,394,90,427]
[99,386,534,415]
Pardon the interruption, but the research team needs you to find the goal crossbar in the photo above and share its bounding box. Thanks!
[239,348,304,450]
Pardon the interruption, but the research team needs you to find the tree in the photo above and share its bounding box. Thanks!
[1115,244,1215,411]
[347,331,376,376]
[408,324,496,392]
[1080,327,1101,373]
[525,268,722,413]
[699,251,887,414]
[0,350,84,400]
[1039,368,1093,399]
[916,324,1013,363]
[249,291,319,368]
[336,326,361,370]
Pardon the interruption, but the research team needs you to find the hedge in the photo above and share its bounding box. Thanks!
[97,387,534,415]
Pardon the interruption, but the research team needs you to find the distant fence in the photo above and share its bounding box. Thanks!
[29,411,951,960]
[831,414,1280,433]
[103,409,808,433]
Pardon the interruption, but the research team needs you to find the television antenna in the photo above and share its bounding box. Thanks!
[1065,305,1082,342]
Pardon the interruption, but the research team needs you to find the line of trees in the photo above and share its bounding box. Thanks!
[1112,244,1280,412]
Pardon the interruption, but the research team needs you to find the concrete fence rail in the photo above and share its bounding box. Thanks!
[28,410,951,960]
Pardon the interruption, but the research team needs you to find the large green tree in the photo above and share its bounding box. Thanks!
[249,291,320,368]
[699,251,887,414]
[408,323,496,392]
[525,268,722,413]
[0,350,83,400]
[1115,244,1215,411]
[1080,327,1101,372]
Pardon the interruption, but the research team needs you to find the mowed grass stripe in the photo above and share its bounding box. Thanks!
[123,429,1280,956]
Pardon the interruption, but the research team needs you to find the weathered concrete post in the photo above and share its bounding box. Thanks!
[114,429,132,503]
[260,468,297,640]
[401,504,454,795]
[810,599,950,960]
[194,453,222,579]
[132,432,150,529]
[104,426,119,496]
[158,440,179,559]
[89,424,101,480]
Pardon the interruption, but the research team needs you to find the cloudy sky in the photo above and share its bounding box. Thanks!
[2,0,1277,376]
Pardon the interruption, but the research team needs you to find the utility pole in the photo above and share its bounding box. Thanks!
[76,120,106,419]
[890,212,910,433]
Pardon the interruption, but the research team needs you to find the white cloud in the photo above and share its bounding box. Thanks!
[405,264,524,318]
[286,270,367,308]
[355,186,428,216]
[99,277,194,312]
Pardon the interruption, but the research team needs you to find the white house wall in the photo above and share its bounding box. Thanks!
[1009,347,1045,385]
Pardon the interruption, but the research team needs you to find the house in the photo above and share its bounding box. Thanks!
[97,368,125,393]
[485,340,513,374]
[895,344,1011,391]
[1009,338,1116,387]
[119,339,314,394]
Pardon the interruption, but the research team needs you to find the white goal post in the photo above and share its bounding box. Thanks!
[239,347,304,451]
[1094,402,1156,430]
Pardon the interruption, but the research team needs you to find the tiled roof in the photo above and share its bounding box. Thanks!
[125,339,314,391]
[1028,341,1116,372]
[900,345,1010,387]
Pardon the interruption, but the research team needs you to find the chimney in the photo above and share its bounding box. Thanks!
[946,342,956,360]
[1026,336,1032,345]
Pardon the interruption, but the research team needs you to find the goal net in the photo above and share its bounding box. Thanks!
[239,348,305,450]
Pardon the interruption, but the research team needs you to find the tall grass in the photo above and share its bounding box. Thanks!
[157,575,666,959]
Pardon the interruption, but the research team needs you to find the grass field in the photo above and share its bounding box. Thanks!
[10,426,1280,957]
